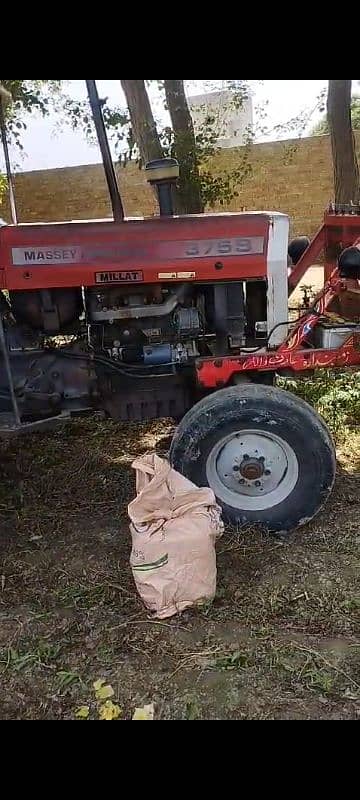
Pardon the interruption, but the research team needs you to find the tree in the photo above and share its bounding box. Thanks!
[121,79,239,213]
[120,80,163,163]
[312,94,360,135]
[0,79,253,213]
[164,80,203,213]
[120,79,203,212]
[327,80,360,205]
[0,79,254,214]
[0,80,62,150]
[118,80,253,214]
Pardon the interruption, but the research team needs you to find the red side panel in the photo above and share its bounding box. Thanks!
[0,214,270,290]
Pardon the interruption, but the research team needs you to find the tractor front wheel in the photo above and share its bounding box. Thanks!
[170,384,336,534]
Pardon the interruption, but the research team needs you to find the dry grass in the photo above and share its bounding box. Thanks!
[0,415,359,720]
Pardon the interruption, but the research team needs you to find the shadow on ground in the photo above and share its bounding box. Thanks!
[0,418,359,720]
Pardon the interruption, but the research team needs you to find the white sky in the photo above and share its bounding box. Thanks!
[2,80,331,172]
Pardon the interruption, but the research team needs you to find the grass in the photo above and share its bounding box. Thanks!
[0,374,359,720]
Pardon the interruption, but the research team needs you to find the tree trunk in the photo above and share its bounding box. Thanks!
[327,80,360,205]
[0,84,12,108]
[164,80,204,214]
[120,80,163,164]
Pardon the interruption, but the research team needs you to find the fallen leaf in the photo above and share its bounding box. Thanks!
[93,679,115,701]
[93,679,105,691]
[97,685,115,701]
[75,706,90,720]
[99,701,122,721]
[132,704,155,721]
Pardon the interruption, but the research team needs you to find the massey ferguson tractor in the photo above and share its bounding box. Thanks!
[0,80,360,533]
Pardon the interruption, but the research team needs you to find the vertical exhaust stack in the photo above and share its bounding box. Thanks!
[145,158,180,216]
[86,80,125,223]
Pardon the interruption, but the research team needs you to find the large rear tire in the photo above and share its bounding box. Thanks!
[170,385,336,534]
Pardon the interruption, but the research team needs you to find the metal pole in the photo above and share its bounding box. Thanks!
[0,98,18,225]
[0,313,21,427]
[85,80,124,223]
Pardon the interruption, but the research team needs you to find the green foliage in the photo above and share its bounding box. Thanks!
[56,80,255,209]
[278,371,360,435]
[312,95,360,135]
[1,641,61,672]
[211,651,249,671]
[200,153,252,208]
[150,81,254,208]
[188,82,254,208]
[0,81,62,203]
[0,173,6,203]
[61,95,129,154]
[157,110,253,208]
[1,80,62,110]
[199,127,253,207]
[0,80,62,151]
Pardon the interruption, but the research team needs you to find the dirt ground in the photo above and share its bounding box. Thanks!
[0,415,359,721]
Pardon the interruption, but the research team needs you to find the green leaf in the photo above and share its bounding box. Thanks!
[75,706,90,720]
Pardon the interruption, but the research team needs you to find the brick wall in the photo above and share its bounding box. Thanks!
[210,133,360,237]
[1,133,360,238]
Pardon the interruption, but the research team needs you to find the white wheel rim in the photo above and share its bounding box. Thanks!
[206,429,299,512]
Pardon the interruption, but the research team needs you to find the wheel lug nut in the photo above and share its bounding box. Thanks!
[259,457,265,463]
[243,454,250,461]
[233,466,240,472]
[239,479,246,485]
[265,470,271,476]
[255,481,261,487]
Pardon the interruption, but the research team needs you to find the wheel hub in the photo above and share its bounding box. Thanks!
[206,429,299,512]
[239,457,265,481]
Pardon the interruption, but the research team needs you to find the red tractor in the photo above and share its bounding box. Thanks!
[1,80,360,533]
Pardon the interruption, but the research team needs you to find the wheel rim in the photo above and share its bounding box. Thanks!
[206,429,299,512]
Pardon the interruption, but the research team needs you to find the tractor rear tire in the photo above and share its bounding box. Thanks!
[170,384,336,534]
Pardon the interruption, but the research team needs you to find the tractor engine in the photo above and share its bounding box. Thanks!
[0,276,267,422]
[86,283,202,364]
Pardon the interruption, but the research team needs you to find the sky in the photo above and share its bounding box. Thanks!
[3,80,330,173]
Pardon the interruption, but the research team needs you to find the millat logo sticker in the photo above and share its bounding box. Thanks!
[95,271,144,284]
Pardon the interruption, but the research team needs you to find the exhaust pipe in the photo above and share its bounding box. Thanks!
[145,158,179,216]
